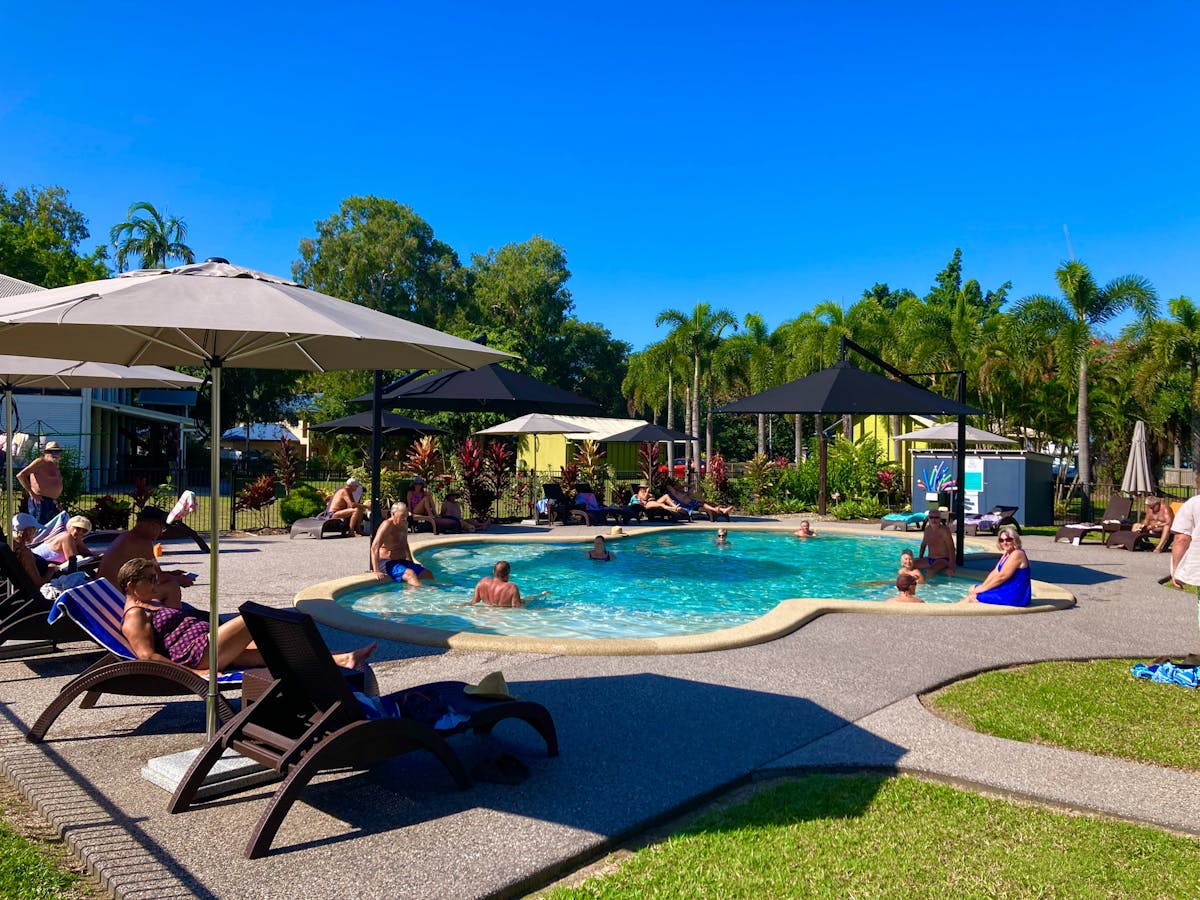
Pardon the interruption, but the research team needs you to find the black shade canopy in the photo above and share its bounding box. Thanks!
[716,361,981,416]
[603,422,698,443]
[310,411,443,436]
[362,363,602,415]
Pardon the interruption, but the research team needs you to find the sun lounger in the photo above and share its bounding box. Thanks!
[962,505,1019,536]
[0,543,88,649]
[1053,496,1134,546]
[539,483,588,526]
[168,601,558,858]
[880,510,928,532]
[26,578,242,743]
[287,514,349,540]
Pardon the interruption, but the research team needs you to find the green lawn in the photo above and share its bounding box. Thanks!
[0,813,87,899]
[546,773,1200,898]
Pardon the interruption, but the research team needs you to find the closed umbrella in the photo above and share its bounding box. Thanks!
[1120,420,1156,497]
[0,259,511,735]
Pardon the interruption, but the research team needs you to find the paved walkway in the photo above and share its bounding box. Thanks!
[0,520,1197,898]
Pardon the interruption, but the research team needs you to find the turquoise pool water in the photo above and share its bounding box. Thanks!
[338,530,984,640]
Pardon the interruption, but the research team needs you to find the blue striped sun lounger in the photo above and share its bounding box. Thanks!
[28,578,241,742]
[880,510,928,532]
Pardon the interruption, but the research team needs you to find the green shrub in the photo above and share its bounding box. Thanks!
[831,498,889,519]
[280,483,325,526]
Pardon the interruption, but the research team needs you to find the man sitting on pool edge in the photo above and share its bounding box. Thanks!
[371,502,434,586]
[469,560,549,608]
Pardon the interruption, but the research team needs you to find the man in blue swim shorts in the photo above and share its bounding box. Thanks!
[371,502,435,587]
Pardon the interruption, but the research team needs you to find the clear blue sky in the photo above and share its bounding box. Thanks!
[3,2,1197,351]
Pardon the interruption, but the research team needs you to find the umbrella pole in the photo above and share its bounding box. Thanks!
[206,362,222,739]
[5,387,13,546]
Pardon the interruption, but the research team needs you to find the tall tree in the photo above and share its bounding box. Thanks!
[109,201,195,271]
[545,319,630,417]
[718,313,779,455]
[0,184,110,286]
[1013,260,1157,493]
[655,303,738,466]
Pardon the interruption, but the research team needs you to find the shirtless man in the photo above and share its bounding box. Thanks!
[916,513,956,575]
[1133,496,1175,553]
[17,441,65,523]
[793,520,816,538]
[96,506,196,604]
[328,477,366,536]
[468,560,548,608]
[371,502,434,586]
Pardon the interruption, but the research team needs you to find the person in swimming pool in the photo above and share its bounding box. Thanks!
[916,513,955,575]
[887,572,924,603]
[469,560,549,608]
[716,527,731,547]
[898,549,926,584]
[793,520,816,538]
[371,502,434,586]
[585,535,613,560]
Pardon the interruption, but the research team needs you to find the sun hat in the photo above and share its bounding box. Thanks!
[43,441,62,453]
[137,505,169,523]
[346,477,362,487]
[609,525,624,536]
[66,515,92,532]
[463,671,518,700]
[11,512,39,533]
[412,476,426,484]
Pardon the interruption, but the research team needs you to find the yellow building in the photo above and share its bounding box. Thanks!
[512,417,655,478]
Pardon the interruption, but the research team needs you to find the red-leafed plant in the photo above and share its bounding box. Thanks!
[574,439,608,503]
[235,475,278,529]
[706,453,730,501]
[405,435,443,484]
[483,441,513,512]
[455,438,492,518]
[273,436,301,494]
[559,463,579,502]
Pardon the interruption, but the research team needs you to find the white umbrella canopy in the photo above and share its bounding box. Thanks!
[0,260,512,735]
[892,422,1017,445]
[1120,419,1156,496]
[475,414,587,478]
[0,357,201,543]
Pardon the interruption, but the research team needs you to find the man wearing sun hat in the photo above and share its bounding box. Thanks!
[16,441,65,524]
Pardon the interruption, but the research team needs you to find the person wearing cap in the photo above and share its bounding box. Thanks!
[406,476,437,522]
[17,441,65,524]
[11,512,60,587]
[888,572,924,603]
[371,502,435,586]
[469,560,549,607]
[31,515,93,567]
[1133,496,1175,553]
[327,477,366,536]
[97,506,196,604]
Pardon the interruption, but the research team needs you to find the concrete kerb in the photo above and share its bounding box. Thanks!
[296,524,1076,656]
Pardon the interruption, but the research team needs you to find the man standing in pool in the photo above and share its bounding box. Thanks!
[469,560,549,608]
[916,513,955,576]
[371,502,434,586]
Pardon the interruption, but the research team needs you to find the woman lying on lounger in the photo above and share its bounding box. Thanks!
[118,557,376,675]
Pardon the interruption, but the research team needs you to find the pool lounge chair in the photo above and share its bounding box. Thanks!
[962,505,1020,536]
[538,483,588,526]
[880,510,928,532]
[168,601,558,859]
[1053,496,1134,546]
[0,542,88,649]
[26,578,242,743]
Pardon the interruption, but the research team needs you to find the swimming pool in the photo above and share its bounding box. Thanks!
[336,530,984,641]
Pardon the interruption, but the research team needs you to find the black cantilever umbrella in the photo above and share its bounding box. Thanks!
[370,363,601,415]
[310,411,444,436]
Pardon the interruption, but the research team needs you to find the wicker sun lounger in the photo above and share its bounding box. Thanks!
[0,543,88,649]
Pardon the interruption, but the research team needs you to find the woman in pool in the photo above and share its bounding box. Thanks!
[119,557,376,674]
[716,528,731,547]
[585,535,613,560]
[898,549,926,584]
[962,527,1031,607]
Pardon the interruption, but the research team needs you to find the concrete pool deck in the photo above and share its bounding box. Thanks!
[0,517,1197,898]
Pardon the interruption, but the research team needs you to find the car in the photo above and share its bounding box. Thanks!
[656,457,707,478]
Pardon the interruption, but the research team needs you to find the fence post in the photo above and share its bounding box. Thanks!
[228,466,237,532]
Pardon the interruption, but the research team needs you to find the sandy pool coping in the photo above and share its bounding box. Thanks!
[295,526,1076,656]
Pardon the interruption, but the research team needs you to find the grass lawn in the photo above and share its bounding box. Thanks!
[545,773,1200,898]
[0,780,92,899]
[927,658,1200,771]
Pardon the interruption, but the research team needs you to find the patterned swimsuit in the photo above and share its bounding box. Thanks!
[149,606,210,669]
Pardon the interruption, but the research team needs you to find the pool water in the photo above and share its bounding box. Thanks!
[338,530,982,640]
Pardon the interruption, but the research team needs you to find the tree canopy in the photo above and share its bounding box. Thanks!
[0,184,110,287]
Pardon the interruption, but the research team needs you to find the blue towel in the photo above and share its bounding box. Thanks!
[1131,662,1199,688]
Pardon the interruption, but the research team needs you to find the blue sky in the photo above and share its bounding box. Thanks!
[3,2,1197,351]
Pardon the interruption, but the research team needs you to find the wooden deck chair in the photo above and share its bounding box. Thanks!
[0,543,88,648]
[1053,496,1134,545]
[26,578,242,742]
[169,601,558,859]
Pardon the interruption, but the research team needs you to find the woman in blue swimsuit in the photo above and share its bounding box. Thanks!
[963,527,1031,607]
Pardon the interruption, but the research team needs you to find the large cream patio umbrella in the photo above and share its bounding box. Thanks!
[475,413,588,480]
[0,356,202,542]
[0,259,511,735]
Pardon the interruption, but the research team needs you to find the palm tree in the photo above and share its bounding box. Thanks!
[718,313,779,455]
[655,303,738,467]
[1125,296,1200,488]
[1012,260,1156,495]
[109,201,195,272]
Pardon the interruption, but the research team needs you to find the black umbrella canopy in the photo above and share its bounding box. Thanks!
[603,422,698,443]
[364,364,602,415]
[716,361,981,416]
[310,411,444,436]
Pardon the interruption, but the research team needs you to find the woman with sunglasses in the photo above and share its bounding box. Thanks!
[963,528,1031,607]
[118,557,376,674]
